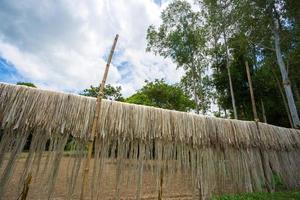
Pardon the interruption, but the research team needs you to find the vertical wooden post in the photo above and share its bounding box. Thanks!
[80,34,119,200]
[261,99,267,123]
[224,32,237,119]
[245,61,259,122]
[158,169,163,200]
[20,173,32,200]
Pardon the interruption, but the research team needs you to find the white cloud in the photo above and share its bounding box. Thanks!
[0,0,183,96]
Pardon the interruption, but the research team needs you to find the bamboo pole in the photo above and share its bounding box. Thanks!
[224,31,237,119]
[20,173,32,200]
[261,99,267,123]
[80,34,119,200]
[245,61,259,122]
[158,169,163,200]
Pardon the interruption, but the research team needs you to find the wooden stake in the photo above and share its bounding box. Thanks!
[158,169,163,200]
[261,99,267,123]
[20,173,32,200]
[245,61,259,122]
[80,34,119,200]
[224,31,237,119]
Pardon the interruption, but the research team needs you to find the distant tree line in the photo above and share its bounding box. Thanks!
[81,79,195,112]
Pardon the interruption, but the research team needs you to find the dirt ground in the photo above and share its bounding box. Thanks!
[2,156,194,199]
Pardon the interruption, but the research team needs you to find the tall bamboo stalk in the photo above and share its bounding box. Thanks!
[191,65,200,114]
[261,99,267,123]
[224,32,237,119]
[80,34,119,200]
[158,169,163,200]
[20,173,32,200]
[245,61,258,121]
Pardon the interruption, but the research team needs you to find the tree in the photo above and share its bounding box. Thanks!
[16,82,36,88]
[81,84,124,101]
[146,0,207,114]
[231,0,300,127]
[180,71,213,114]
[193,0,300,128]
[201,0,239,119]
[145,0,300,127]
[284,0,300,113]
[126,79,195,112]
[271,1,300,128]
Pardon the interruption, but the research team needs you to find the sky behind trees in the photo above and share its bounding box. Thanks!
[0,0,181,96]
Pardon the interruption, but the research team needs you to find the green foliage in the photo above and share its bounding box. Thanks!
[146,0,205,68]
[212,191,300,200]
[146,0,209,114]
[195,0,300,126]
[16,82,36,88]
[272,174,287,191]
[81,84,124,101]
[147,0,300,126]
[181,71,213,114]
[210,32,291,125]
[64,137,76,151]
[125,79,195,112]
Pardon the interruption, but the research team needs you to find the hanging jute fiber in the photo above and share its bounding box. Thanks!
[0,82,299,199]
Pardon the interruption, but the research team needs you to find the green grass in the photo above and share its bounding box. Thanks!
[212,191,300,200]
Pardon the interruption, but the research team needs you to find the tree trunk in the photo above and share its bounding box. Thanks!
[245,61,258,121]
[191,65,200,114]
[224,32,238,119]
[197,69,205,115]
[272,16,300,128]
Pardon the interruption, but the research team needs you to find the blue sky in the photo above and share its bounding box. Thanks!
[0,0,183,96]
[0,58,24,83]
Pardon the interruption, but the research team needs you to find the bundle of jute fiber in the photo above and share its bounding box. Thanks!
[0,82,300,199]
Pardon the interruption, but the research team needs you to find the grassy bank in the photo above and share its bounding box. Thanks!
[213,191,300,200]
